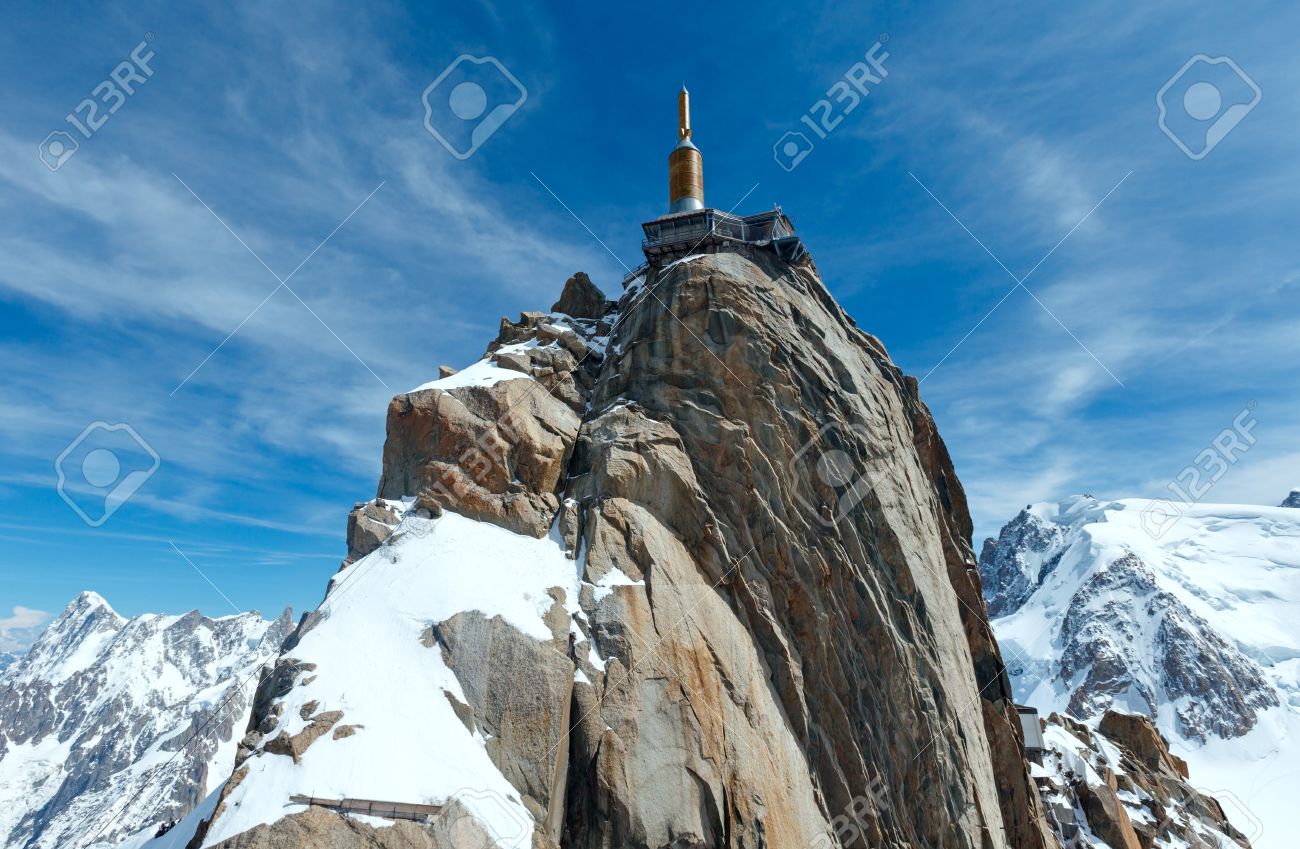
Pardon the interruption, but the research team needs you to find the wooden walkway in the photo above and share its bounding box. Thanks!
[289,795,443,823]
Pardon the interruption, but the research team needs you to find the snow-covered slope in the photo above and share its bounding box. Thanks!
[0,592,292,849]
[0,654,17,675]
[980,495,1300,849]
[197,507,581,849]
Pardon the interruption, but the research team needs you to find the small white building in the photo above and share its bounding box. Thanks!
[1016,704,1047,763]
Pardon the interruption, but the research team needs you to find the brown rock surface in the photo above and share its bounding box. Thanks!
[555,251,1040,849]
[1099,709,1185,776]
[551,271,612,319]
[196,803,496,849]
[1078,780,1141,849]
[263,710,343,764]
[377,376,580,537]
[341,501,398,567]
[435,610,575,841]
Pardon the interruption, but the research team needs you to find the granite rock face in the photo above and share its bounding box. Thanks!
[198,250,1049,849]
[551,271,615,320]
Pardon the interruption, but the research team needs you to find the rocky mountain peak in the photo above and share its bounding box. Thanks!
[193,247,1054,849]
[983,496,1299,847]
[0,594,292,849]
[1056,551,1277,740]
[550,271,614,320]
[9,590,126,685]
[977,495,1120,618]
[1281,488,1300,508]
[56,588,121,629]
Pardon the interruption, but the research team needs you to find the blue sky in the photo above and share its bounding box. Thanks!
[1,1,1297,639]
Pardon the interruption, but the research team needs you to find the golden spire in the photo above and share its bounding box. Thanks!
[678,85,691,140]
[669,86,704,213]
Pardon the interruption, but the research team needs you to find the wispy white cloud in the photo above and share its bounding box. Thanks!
[0,605,50,653]
[0,3,622,551]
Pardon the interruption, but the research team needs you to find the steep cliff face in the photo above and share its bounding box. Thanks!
[195,251,1048,849]
[0,592,292,849]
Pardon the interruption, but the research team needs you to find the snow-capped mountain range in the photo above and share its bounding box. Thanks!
[981,494,1300,849]
[0,592,292,849]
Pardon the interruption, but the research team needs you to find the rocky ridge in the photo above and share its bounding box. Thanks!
[191,249,1055,849]
[1034,711,1252,849]
[0,592,292,849]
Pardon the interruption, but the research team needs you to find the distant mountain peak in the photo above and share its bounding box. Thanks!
[0,593,292,849]
[72,588,113,609]
[61,588,122,623]
[1281,488,1300,508]
[982,495,1300,848]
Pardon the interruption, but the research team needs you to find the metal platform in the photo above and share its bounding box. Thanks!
[641,206,805,264]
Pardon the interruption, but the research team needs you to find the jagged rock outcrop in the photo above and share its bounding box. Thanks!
[1035,712,1251,849]
[0,592,292,849]
[979,506,1068,618]
[1280,488,1300,508]
[551,271,615,320]
[341,499,400,567]
[196,250,1050,849]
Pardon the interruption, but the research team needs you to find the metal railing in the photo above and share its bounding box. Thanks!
[642,208,794,252]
